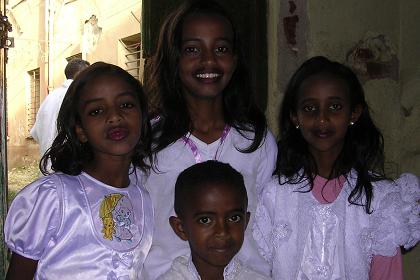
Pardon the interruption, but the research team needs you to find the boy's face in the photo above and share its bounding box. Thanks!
[170,183,249,274]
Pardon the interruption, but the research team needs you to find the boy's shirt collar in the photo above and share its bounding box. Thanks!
[187,255,241,280]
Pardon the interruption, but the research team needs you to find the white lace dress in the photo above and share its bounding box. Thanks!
[253,171,420,280]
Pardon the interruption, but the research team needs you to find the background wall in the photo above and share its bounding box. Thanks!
[6,0,142,169]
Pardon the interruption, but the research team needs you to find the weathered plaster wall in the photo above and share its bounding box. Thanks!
[267,0,419,278]
[6,0,47,168]
[399,1,420,276]
[400,0,420,175]
[266,0,281,135]
[266,0,308,135]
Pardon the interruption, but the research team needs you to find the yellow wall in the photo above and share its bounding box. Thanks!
[6,0,142,168]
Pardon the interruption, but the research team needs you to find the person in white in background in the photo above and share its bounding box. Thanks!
[30,58,90,172]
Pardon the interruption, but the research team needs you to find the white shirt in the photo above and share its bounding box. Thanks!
[30,79,72,172]
[157,255,270,280]
[142,128,278,279]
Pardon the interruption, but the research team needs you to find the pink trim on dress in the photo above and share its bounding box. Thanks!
[311,175,403,280]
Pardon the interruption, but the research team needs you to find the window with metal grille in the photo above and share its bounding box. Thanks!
[27,68,40,136]
[120,34,141,80]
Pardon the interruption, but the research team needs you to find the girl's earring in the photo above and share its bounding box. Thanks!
[295,124,300,129]
[349,121,355,126]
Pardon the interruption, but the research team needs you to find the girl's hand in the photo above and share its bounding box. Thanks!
[6,253,38,280]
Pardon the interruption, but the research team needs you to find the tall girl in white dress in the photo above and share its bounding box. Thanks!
[141,1,277,279]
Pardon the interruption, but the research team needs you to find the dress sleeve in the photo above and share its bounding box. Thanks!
[4,175,62,260]
[369,249,403,280]
[253,181,277,262]
[369,173,420,256]
[396,173,420,249]
[256,129,278,194]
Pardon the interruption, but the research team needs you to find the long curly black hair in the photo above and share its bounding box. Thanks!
[145,0,267,155]
[276,56,387,213]
[40,62,152,175]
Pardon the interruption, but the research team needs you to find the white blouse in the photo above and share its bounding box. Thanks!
[253,171,420,280]
[5,171,154,279]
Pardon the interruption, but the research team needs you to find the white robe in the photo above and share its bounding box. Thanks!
[30,79,72,172]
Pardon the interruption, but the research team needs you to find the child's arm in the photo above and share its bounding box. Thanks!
[6,253,38,280]
[367,173,419,280]
[4,175,62,278]
[369,249,403,280]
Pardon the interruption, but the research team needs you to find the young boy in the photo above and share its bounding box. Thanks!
[158,160,269,280]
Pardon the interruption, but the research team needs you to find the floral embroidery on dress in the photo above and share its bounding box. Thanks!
[111,252,134,269]
[99,194,135,242]
[315,204,333,222]
[107,270,130,280]
[360,228,374,256]
[106,252,133,280]
[272,220,292,247]
[299,205,339,279]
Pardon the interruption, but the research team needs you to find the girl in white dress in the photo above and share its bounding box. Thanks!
[142,0,277,278]
[5,62,154,279]
[254,56,420,280]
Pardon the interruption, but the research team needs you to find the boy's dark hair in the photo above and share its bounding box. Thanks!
[65,59,90,79]
[174,160,247,217]
[146,0,267,155]
[276,56,386,213]
[41,62,152,175]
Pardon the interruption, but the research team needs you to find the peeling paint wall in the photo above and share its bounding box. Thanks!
[400,1,420,176]
[266,0,308,135]
[267,0,420,278]
[399,1,420,277]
